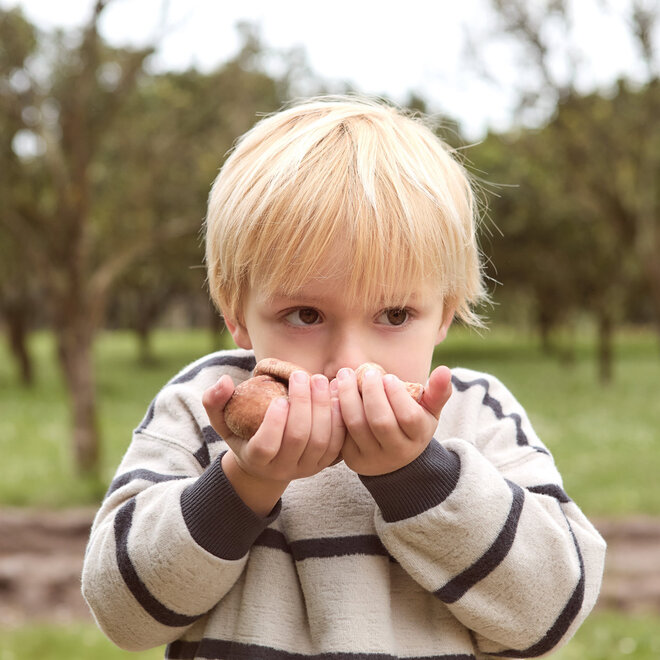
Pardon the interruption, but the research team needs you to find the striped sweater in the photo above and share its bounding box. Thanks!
[82,348,606,659]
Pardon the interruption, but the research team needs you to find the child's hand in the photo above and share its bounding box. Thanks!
[202,371,345,484]
[335,365,452,476]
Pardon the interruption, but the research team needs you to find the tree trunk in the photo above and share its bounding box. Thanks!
[3,302,34,386]
[136,324,155,366]
[596,311,614,385]
[55,315,100,477]
[640,252,660,353]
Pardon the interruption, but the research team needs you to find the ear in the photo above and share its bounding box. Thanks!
[435,305,455,345]
[224,315,253,350]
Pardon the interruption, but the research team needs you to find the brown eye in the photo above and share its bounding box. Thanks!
[384,308,408,326]
[298,308,320,324]
[285,308,321,326]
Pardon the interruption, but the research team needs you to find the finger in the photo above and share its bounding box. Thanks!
[244,396,289,466]
[360,367,400,444]
[337,369,379,453]
[278,370,312,464]
[319,396,346,467]
[304,374,333,463]
[419,365,453,417]
[382,373,427,439]
[201,374,236,439]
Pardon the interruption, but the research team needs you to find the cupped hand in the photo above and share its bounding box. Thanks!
[335,365,452,476]
[202,371,346,484]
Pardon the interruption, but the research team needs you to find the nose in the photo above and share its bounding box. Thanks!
[322,325,371,380]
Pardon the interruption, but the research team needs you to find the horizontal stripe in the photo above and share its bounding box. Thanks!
[172,353,256,385]
[115,498,202,628]
[136,353,255,432]
[194,426,225,469]
[435,481,525,603]
[106,469,187,498]
[255,527,292,552]
[254,529,390,561]
[166,638,476,660]
[193,443,211,469]
[527,484,571,503]
[202,425,224,444]
[451,375,549,455]
[291,534,390,560]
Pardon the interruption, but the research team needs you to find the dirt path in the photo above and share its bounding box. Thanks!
[0,509,658,626]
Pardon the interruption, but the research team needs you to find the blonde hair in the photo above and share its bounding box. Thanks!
[205,96,486,325]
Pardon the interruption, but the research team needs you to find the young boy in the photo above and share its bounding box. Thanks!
[82,96,606,659]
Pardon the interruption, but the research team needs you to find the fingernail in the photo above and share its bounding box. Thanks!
[329,379,339,396]
[311,374,329,391]
[364,368,380,381]
[291,370,309,385]
[338,368,352,382]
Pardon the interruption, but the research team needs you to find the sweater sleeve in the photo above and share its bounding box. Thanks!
[359,368,606,658]
[81,350,279,652]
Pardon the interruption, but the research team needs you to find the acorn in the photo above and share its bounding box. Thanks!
[223,358,424,440]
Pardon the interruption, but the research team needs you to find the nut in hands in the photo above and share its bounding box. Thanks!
[224,359,307,440]
[223,359,425,441]
[355,363,424,402]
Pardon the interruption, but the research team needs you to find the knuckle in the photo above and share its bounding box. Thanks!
[368,413,392,434]
[284,425,310,447]
[249,444,277,466]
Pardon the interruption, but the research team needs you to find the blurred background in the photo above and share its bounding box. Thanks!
[0,0,659,658]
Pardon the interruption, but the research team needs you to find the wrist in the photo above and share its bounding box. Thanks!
[359,440,461,522]
[222,451,289,517]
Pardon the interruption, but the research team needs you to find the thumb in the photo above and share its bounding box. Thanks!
[420,365,453,418]
[202,374,236,438]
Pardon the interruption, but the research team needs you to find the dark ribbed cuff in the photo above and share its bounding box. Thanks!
[359,440,460,522]
[180,453,281,560]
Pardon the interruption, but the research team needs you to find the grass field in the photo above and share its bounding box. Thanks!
[1,610,659,659]
[0,325,658,514]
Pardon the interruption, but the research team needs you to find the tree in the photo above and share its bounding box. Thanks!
[0,4,305,477]
[470,0,660,380]
[0,7,41,385]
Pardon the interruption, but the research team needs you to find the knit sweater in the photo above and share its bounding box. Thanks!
[82,348,606,659]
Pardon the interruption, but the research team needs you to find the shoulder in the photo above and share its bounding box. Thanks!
[135,348,256,438]
[440,366,531,436]
[448,366,511,401]
[168,348,256,388]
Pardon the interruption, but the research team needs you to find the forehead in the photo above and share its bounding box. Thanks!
[246,231,447,316]
[254,268,442,311]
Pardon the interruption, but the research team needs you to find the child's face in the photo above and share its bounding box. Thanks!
[225,271,454,386]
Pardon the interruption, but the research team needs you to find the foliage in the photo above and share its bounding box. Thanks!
[469,0,660,382]
[2,0,659,486]
[469,76,660,381]
[0,5,299,476]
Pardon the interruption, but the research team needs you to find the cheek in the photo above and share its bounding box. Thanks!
[379,334,437,383]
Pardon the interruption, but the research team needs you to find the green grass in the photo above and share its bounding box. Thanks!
[1,610,659,659]
[553,610,660,659]
[0,326,659,515]
[0,622,164,659]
